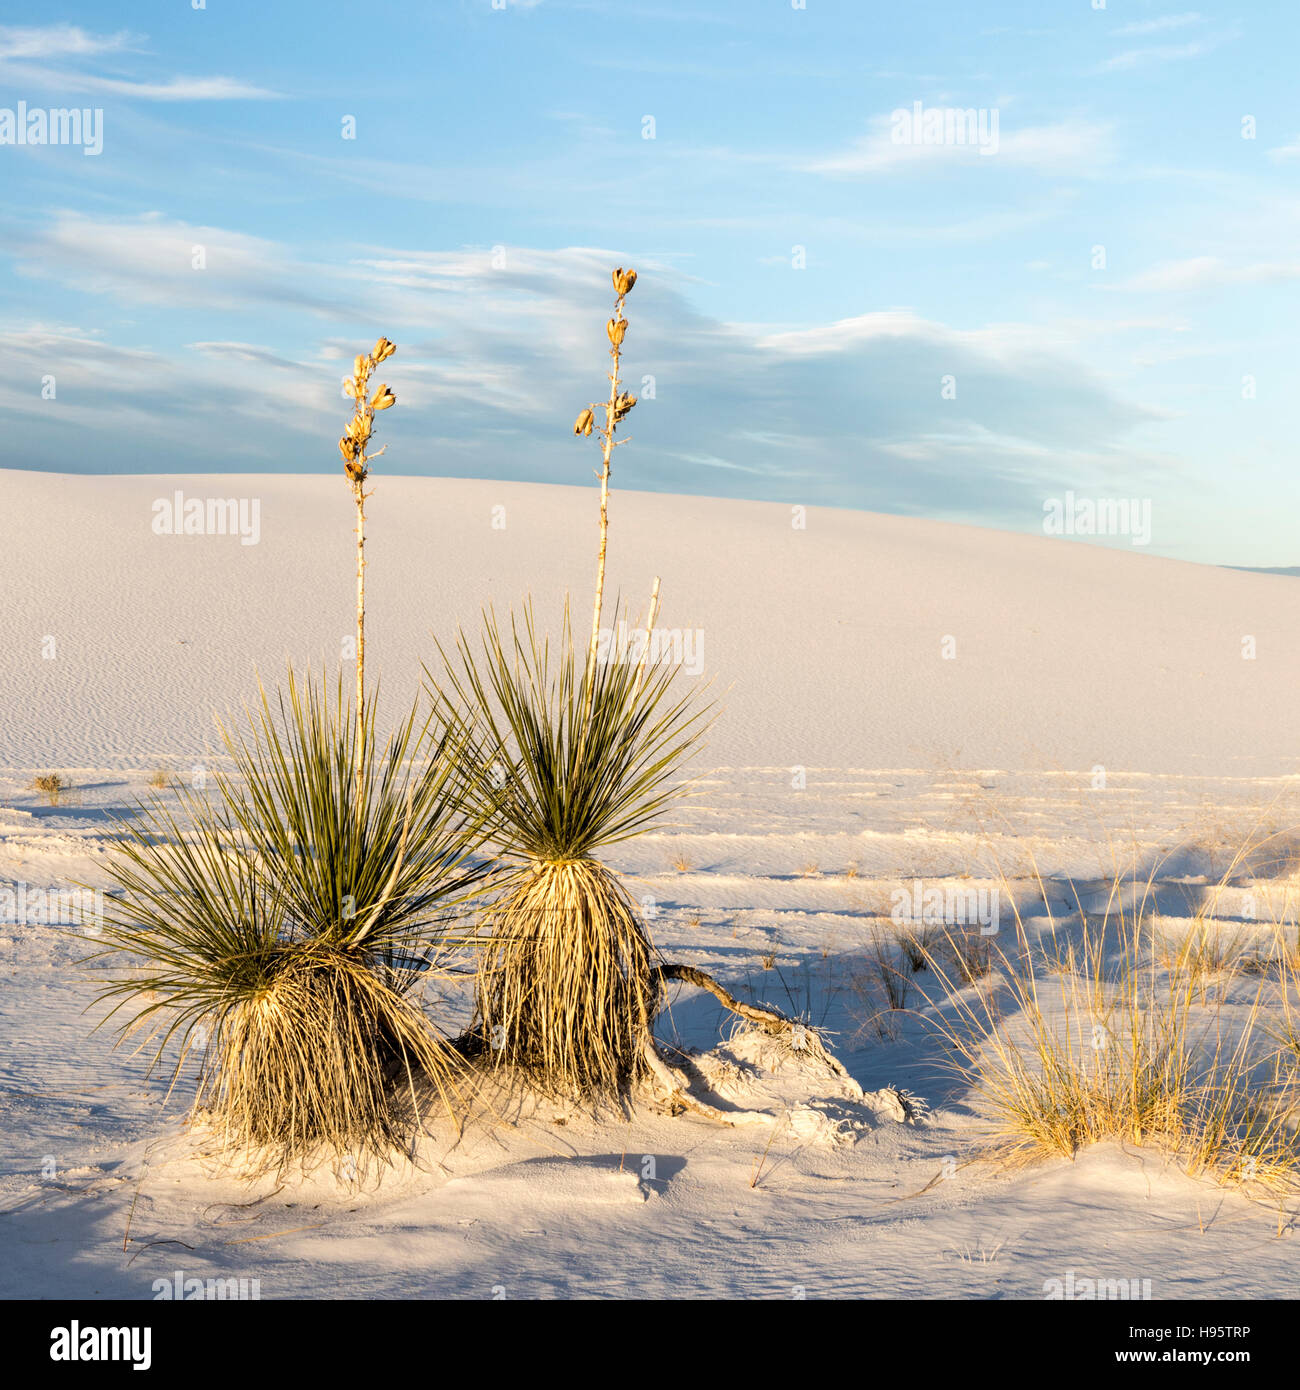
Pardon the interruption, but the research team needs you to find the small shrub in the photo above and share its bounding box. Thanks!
[946,928,992,984]
[868,928,911,1010]
[32,773,67,805]
[898,923,936,973]
[926,906,1300,1190]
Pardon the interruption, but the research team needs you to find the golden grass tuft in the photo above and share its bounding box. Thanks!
[32,773,67,805]
[921,873,1300,1192]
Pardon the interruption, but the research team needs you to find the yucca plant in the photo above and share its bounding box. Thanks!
[428,268,859,1114]
[432,602,709,1097]
[90,672,488,1172]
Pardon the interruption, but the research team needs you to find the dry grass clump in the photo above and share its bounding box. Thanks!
[32,773,68,805]
[868,925,912,1010]
[845,928,913,1042]
[92,674,486,1173]
[923,884,1300,1192]
[944,927,993,984]
[1157,919,1256,997]
[898,922,936,973]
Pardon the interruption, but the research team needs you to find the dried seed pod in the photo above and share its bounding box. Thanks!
[606,317,628,348]
[371,337,396,363]
[353,354,368,379]
[370,385,396,410]
[573,407,595,436]
[613,391,637,420]
[612,267,637,297]
[339,435,356,462]
[343,377,358,398]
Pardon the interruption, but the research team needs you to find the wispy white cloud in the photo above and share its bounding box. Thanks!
[0,23,278,100]
[1097,38,1218,72]
[0,24,139,60]
[13,212,340,312]
[1118,256,1300,292]
[1113,13,1205,37]
[2,63,279,100]
[806,115,1114,177]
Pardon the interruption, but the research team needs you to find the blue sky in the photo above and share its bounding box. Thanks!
[2,1,1298,563]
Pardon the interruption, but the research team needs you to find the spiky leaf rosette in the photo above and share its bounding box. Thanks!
[89,671,490,1172]
[432,603,712,864]
[428,602,712,1096]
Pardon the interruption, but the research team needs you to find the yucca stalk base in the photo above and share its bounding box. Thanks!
[197,941,461,1173]
[472,861,859,1119]
[476,858,658,1098]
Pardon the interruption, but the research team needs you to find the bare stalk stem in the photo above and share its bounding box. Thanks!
[582,302,625,728]
[355,482,366,747]
[631,575,661,699]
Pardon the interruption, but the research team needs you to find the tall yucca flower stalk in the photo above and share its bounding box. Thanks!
[428,268,858,1113]
[339,337,398,745]
[573,267,638,730]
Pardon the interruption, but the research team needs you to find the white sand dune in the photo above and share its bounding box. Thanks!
[4,468,1298,775]
[3,469,1300,1300]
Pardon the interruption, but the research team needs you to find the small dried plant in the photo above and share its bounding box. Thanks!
[337,337,397,741]
[920,844,1300,1191]
[32,773,67,805]
[867,926,912,1010]
[946,928,993,984]
[1157,918,1254,999]
[898,922,936,973]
